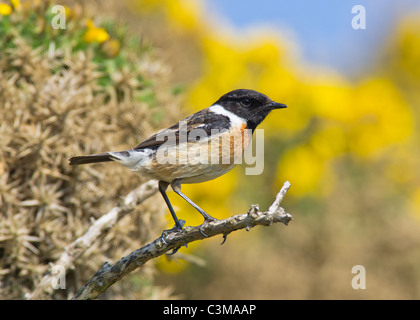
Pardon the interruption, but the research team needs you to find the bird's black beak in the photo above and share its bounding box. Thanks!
[267,101,288,109]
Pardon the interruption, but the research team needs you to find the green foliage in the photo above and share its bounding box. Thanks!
[0,3,153,99]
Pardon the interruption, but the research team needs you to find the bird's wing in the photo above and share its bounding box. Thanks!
[134,108,231,150]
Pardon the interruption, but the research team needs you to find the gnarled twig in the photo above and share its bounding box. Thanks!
[72,181,292,300]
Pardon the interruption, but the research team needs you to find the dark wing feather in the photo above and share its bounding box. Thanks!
[134,109,231,150]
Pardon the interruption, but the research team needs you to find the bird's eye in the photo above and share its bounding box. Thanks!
[240,98,251,107]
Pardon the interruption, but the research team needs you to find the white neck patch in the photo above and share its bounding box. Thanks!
[209,104,246,127]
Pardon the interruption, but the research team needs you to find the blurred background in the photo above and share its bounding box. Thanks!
[1,0,420,299]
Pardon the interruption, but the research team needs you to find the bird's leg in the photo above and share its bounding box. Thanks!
[171,179,217,237]
[158,180,185,237]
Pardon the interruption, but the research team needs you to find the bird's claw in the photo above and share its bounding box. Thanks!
[198,217,217,237]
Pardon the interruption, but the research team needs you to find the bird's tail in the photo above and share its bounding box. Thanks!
[70,150,135,165]
[69,150,145,170]
[68,153,115,165]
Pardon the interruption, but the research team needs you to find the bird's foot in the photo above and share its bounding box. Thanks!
[159,220,185,255]
[198,217,217,238]
[160,219,185,241]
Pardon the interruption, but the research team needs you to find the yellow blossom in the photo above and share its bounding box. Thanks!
[83,19,110,43]
[276,145,328,195]
[11,0,21,10]
[348,78,413,158]
[0,3,12,15]
[165,0,203,32]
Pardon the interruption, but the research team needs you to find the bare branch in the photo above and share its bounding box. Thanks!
[267,180,291,214]
[72,181,293,300]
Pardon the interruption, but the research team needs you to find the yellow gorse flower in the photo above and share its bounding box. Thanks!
[11,0,21,10]
[0,3,12,15]
[83,19,110,43]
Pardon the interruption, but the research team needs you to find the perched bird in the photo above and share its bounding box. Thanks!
[69,89,287,236]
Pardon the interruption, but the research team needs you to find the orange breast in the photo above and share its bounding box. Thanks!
[217,122,251,166]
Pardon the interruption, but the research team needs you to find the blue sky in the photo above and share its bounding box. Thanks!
[207,0,420,76]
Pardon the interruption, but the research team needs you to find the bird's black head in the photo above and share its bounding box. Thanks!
[214,89,287,131]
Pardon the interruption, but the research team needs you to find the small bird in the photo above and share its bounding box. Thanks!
[69,89,287,236]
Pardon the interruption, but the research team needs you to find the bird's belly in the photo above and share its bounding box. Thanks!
[135,124,252,183]
[142,154,237,183]
[179,163,236,184]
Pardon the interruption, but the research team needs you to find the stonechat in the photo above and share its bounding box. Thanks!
[69,89,287,235]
